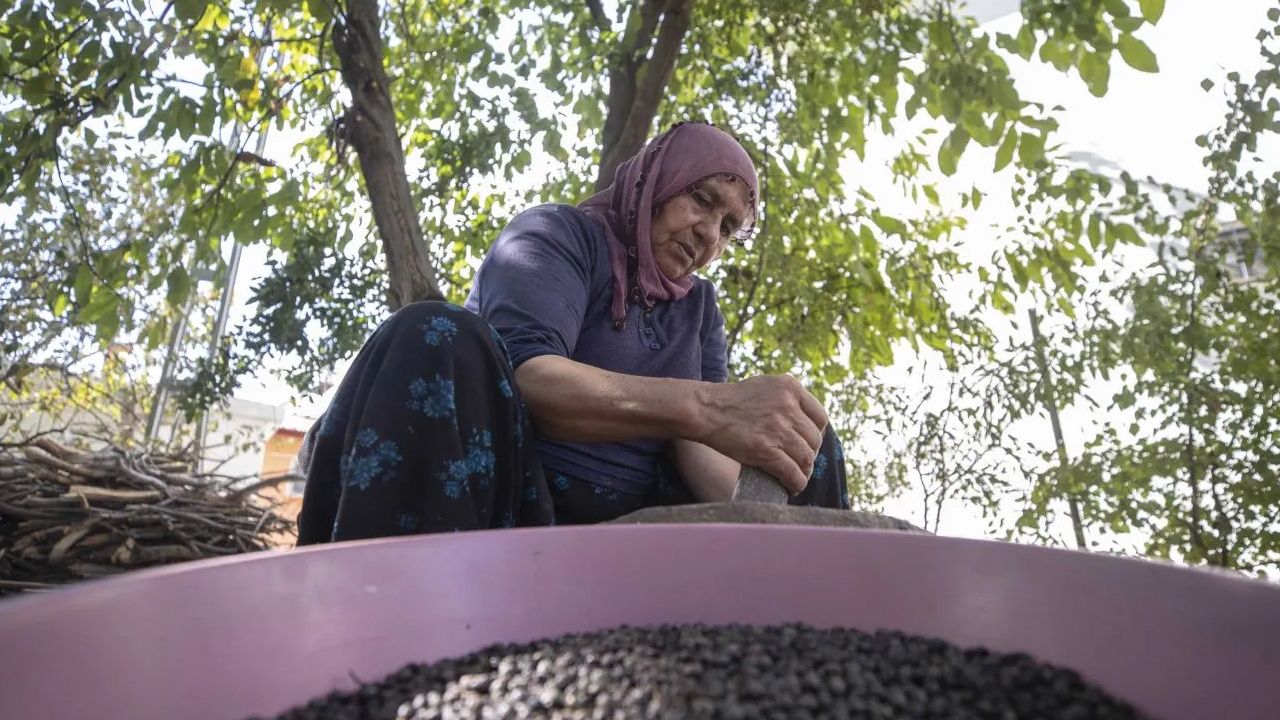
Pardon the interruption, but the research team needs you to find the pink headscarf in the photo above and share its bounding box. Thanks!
[579,121,758,329]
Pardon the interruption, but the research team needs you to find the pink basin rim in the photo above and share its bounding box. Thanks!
[0,524,1277,720]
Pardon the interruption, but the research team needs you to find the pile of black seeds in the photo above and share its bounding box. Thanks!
[261,623,1144,720]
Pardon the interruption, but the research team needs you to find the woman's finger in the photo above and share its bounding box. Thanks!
[753,446,805,496]
[780,428,815,477]
[793,416,823,453]
[795,387,829,432]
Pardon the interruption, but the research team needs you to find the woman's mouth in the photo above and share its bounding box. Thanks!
[675,241,696,264]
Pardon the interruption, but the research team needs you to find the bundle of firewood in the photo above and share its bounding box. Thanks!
[0,436,293,595]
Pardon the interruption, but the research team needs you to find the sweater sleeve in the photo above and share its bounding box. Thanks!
[700,281,730,383]
[464,205,596,369]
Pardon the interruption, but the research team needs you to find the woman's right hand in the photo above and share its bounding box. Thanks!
[691,375,829,496]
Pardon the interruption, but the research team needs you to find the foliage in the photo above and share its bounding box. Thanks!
[0,141,183,386]
[2,0,1161,398]
[893,5,1280,577]
[5,0,1277,576]
[1060,13,1280,575]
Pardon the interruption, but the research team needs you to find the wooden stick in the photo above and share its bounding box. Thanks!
[63,485,163,503]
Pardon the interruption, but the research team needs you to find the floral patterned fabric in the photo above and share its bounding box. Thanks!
[295,301,849,544]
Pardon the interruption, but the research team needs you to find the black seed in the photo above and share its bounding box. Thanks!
[258,624,1146,720]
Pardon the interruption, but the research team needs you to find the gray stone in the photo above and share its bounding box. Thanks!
[730,466,789,504]
[605,502,927,532]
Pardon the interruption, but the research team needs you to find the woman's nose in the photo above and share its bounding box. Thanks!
[692,214,719,249]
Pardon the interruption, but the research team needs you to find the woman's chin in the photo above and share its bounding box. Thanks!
[656,256,694,280]
[662,264,694,280]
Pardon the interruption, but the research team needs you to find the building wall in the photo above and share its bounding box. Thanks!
[256,428,306,548]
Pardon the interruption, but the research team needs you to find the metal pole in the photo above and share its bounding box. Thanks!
[144,118,247,446]
[144,278,197,444]
[193,126,270,469]
[1028,308,1088,550]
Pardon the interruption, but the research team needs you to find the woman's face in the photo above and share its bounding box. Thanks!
[649,175,753,279]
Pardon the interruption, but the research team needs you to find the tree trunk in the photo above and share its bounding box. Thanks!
[594,0,695,192]
[333,0,443,309]
[1028,309,1088,550]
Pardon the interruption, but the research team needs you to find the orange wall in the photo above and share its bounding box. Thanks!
[258,429,305,548]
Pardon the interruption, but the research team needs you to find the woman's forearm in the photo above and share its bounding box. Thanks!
[671,439,740,502]
[514,354,709,443]
[516,353,828,495]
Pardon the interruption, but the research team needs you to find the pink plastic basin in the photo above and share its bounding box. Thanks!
[0,525,1277,719]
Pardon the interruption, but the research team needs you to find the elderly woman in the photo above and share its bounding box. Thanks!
[295,121,849,544]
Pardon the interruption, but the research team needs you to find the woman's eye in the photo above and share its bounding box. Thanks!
[693,191,712,207]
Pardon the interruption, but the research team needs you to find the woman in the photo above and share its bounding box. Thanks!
[295,121,850,544]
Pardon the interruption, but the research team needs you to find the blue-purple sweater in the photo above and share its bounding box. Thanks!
[464,204,728,495]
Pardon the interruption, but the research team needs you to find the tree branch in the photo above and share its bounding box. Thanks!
[332,0,443,307]
[586,0,611,32]
[596,0,691,190]
[725,146,771,358]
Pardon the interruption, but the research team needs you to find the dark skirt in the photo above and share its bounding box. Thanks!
[295,302,850,545]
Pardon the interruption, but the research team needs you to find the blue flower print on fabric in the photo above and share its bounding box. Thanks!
[441,302,465,313]
[407,376,456,420]
[340,428,402,491]
[523,484,539,502]
[421,316,459,346]
[498,378,512,398]
[811,454,828,481]
[501,509,515,528]
[553,474,571,491]
[397,513,419,531]
[438,429,496,499]
[591,483,623,505]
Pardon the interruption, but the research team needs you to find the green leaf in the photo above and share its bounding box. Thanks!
[72,264,94,305]
[1103,0,1130,17]
[95,311,121,344]
[21,73,56,104]
[1112,222,1141,246]
[1078,52,1111,97]
[166,267,191,308]
[993,130,1018,171]
[873,214,907,236]
[51,291,70,317]
[142,321,168,352]
[1117,34,1159,73]
[305,0,333,23]
[80,285,118,323]
[1018,132,1045,167]
[1015,25,1036,60]
[938,127,969,176]
[1087,214,1103,249]
[1113,17,1144,32]
[174,0,208,23]
[1138,0,1165,24]
[1038,39,1073,72]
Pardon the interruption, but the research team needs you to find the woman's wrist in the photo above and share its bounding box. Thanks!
[676,380,719,444]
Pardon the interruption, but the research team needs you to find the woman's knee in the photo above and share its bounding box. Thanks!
[382,301,495,349]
